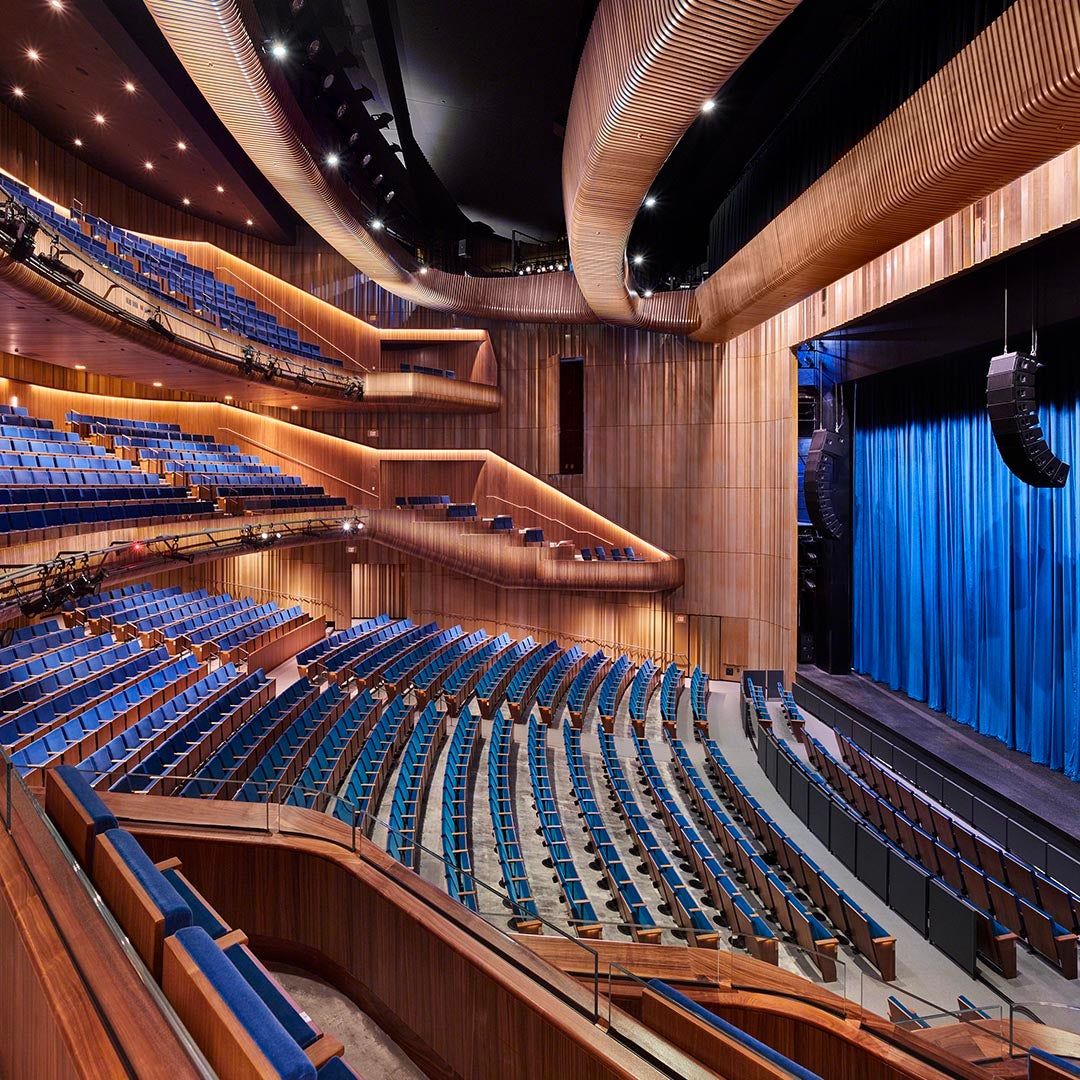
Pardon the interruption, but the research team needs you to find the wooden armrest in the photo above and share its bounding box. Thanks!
[305,1035,345,1069]
[217,929,248,949]
[154,857,183,872]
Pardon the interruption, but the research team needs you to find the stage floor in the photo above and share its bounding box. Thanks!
[795,666,1079,865]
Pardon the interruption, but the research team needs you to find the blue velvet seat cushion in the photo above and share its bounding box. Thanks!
[102,830,191,938]
[646,979,822,1080]
[317,1058,362,1079]
[174,927,316,1080]
[1029,1048,1080,1077]
[55,764,117,832]
[161,868,228,939]
[223,941,318,1048]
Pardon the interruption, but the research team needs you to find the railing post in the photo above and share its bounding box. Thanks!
[3,754,11,831]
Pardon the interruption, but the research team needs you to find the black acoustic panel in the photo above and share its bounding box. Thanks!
[928,879,978,975]
[870,732,894,766]
[892,747,918,783]
[757,730,768,775]
[827,703,847,734]
[1047,846,1080,895]
[557,357,584,474]
[973,799,1009,846]
[789,766,809,824]
[765,670,786,698]
[829,803,858,872]
[941,779,973,822]
[851,719,871,749]
[808,783,831,845]
[856,825,890,901]
[775,751,792,806]
[1007,819,1047,871]
[917,762,944,803]
[765,737,779,787]
[889,850,930,936]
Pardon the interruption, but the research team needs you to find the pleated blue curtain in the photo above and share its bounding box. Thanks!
[853,358,1080,780]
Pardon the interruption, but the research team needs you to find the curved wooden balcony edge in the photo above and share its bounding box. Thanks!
[357,509,684,593]
[102,791,701,1080]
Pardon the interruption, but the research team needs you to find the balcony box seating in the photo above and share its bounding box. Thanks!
[94,828,192,978]
[44,763,117,871]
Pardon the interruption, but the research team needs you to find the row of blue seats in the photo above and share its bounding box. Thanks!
[234,684,347,803]
[286,691,379,809]
[488,711,540,924]
[113,434,234,451]
[334,696,413,826]
[77,584,181,621]
[11,652,202,773]
[117,592,240,638]
[44,767,360,1077]
[580,546,641,561]
[234,494,347,512]
[442,633,511,700]
[382,625,463,686]
[400,362,457,379]
[186,601,278,647]
[0,631,116,707]
[0,619,68,667]
[563,723,658,939]
[690,667,710,726]
[81,665,246,787]
[142,447,260,465]
[567,650,606,717]
[442,710,481,911]
[386,702,444,867]
[0,437,105,455]
[68,412,182,434]
[666,740,783,963]
[345,622,437,685]
[215,605,303,654]
[0,486,194,509]
[110,669,271,795]
[179,679,317,798]
[505,639,559,713]
[527,716,599,933]
[414,628,487,695]
[0,466,161,486]
[0,499,213,534]
[708,732,897,980]
[320,619,414,677]
[659,663,683,725]
[600,731,718,947]
[628,659,658,722]
[597,655,631,721]
[536,646,584,712]
[162,458,280,476]
[296,614,391,672]
[475,636,537,707]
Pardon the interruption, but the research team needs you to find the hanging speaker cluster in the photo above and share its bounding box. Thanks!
[986,351,1069,488]
[805,427,849,539]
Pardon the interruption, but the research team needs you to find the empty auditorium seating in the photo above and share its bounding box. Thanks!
[566,649,607,726]
[386,702,446,868]
[42,766,362,1077]
[334,695,414,828]
[659,663,683,731]
[442,709,481,911]
[536,645,585,724]
[504,638,559,720]
[0,176,336,365]
[476,635,538,716]
[488,710,541,930]
[527,715,601,937]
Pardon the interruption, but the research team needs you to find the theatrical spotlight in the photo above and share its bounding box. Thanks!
[263,358,280,381]
[10,216,40,262]
[39,247,84,285]
[344,379,365,401]
[341,518,364,533]
[241,345,257,376]
[371,113,393,129]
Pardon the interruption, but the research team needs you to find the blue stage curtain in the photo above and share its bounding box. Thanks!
[853,355,1080,780]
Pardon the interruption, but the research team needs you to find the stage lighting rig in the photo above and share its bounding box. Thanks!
[241,345,257,377]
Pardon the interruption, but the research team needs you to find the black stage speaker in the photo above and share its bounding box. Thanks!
[986,351,1069,488]
[804,427,849,539]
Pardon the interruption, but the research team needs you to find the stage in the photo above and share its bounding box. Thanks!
[794,666,1080,892]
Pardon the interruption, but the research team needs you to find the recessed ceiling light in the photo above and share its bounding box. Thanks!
[245,218,253,226]
[701,99,716,113]
[124,80,136,93]
[631,253,644,266]
[182,197,191,206]
[74,363,86,370]
[291,404,299,411]
[152,381,162,387]
[419,266,429,275]
[93,112,106,124]
[216,184,224,193]
[269,41,288,60]
[224,395,233,401]
[25,48,42,63]
[73,136,83,147]
[12,86,25,99]
[642,289,653,298]
[370,218,383,231]
[144,160,154,171]
[325,152,340,167]
[48,0,65,9]
[176,140,187,151]
[644,196,657,208]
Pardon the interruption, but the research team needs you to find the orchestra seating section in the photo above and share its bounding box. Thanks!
[42,766,363,1078]
[0,175,337,366]
[746,678,1080,984]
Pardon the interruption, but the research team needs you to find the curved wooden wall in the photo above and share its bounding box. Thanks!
[109,793,700,1080]
[142,0,599,325]
[563,0,797,332]
[693,0,1080,340]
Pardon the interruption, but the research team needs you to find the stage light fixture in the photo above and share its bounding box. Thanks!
[93,113,106,124]
[263,359,280,381]
[12,86,25,99]
[384,190,395,203]
[269,40,288,60]
[336,102,348,120]
[216,184,225,193]
[10,218,40,261]
[144,160,154,171]
[360,153,373,168]
[124,80,136,93]
[370,218,383,231]
[643,289,653,298]
[245,218,254,226]
[25,48,41,62]
[372,173,384,187]
[631,253,644,266]
[306,38,321,60]
[176,140,187,151]
[325,152,340,167]
[372,113,393,129]
[290,0,305,12]
[182,197,191,206]
[347,131,361,147]
[644,196,656,208]
[701,99,715,113]
[322,73,335,91]
[73,137,83,147]
[419,265,429,275]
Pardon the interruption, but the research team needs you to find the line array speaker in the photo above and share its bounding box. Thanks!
[804,428,849,539]
[986,351,1069,488]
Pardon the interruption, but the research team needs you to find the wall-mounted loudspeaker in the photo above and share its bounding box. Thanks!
[986,351,1069,488]
[804,427,849,539]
